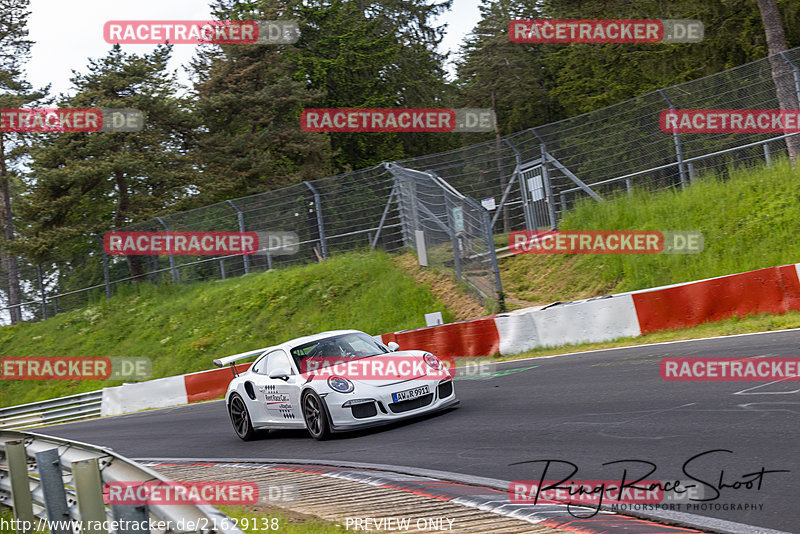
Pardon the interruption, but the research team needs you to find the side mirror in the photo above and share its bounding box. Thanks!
[269,368,290,381]
[387,342,400,352]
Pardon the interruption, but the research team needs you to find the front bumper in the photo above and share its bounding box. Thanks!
[322,378,458,433]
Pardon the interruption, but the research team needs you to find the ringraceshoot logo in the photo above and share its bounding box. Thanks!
[509,19,703,44]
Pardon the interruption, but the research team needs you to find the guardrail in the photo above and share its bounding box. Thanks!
[0,430,242,534]
[0,391,103,431]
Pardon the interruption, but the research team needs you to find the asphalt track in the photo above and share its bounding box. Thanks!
[40,330,800,533]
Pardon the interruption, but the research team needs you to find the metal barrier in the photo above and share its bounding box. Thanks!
[386,163,504,307]
[0,430,242,534]
[0,392,103,431]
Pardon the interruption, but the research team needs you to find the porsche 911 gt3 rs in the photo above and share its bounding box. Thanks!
[213,330,459,440]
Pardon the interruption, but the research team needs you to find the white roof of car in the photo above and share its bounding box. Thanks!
[279,329,363,350]
[213,329,367,367]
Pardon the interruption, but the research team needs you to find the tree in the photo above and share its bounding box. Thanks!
[456,0,559,232]
[291,0,456,171]
[0,0,48,323]
[187,0,335,204]
[756,0,800,167]
[22,45,198,280]
[539,0,800,115]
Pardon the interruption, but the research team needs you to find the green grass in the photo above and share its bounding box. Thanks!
[0,251,455,408]
[218,506,358,534]
[502,158,800,303]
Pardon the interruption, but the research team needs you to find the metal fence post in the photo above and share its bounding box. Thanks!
[5,440,35,529]
[540,146,559,230]
[467,198,505,312]
[443,195,462,281]
[155,217,179,283]
[226,200,250,275]
[764,142,772,167]
[220,259,226,279]
[504,138,533,230]
[36,264,47,320]
[371,183,397,250]
[71,458,106,534]
[303,181,328,259]
[659,89,689,188]
[779,51,800,102]
[35,449,71,534]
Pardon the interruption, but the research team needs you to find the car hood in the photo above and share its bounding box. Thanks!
[337,350,449,387]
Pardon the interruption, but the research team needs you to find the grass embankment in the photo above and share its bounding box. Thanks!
[502,159,800,304]
[0,251,456,407]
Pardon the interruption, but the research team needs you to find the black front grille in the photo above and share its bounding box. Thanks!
[389,393,433,413]
[351,402,378,419]
[437,381,453,399]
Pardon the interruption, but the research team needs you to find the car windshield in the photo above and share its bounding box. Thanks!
[290,332,389,361]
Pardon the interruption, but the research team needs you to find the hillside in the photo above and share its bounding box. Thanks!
[502,159,800,305]
[0,252,458,407]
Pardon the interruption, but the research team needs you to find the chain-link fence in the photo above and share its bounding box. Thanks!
[386,163,503,308]
[3,47,800,324]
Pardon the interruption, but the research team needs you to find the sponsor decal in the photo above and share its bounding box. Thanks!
[509,230,704,254]
[0,108,143,133]
[103,20,299,45]
[661,357,800,381]
[660,109,800,133]
[1,357,151,380]
[510,19,703,44]
[300,108,494,133]
[104,481,258,505]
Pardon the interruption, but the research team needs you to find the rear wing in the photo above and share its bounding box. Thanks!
[213,347,271,368]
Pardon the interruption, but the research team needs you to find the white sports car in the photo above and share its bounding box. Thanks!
[213,330,459,440]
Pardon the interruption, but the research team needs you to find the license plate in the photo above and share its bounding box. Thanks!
[392,385,429,403]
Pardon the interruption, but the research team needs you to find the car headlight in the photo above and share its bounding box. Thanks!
[327,375,354,393]
[424,353,443,370]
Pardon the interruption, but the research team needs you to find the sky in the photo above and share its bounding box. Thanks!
[25,0,483,98]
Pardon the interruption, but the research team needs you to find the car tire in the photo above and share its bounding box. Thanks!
[302,390,330,441]
[228,393,258,441]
